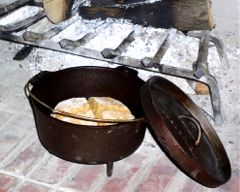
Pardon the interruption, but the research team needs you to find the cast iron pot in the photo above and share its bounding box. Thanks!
[25,66,231,187]
[25,66,146,176]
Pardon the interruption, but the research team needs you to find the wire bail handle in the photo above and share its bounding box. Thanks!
[24,72,145,124]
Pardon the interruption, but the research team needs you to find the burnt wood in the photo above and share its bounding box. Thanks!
[91,0,143,6]
[13,45,33,60]
[79,0,214,31]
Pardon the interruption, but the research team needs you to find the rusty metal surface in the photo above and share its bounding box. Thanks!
[140,76,231,188]
[26,66,146,175]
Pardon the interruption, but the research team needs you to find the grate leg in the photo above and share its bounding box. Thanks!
[150,30,224,124]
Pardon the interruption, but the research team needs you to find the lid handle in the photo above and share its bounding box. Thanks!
[178,115,202,146]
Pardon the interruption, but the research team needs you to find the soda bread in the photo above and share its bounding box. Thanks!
[51,97,134,126]
[88,97,134,126]
[51,98,97,126]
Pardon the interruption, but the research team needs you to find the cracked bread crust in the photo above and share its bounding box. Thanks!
[51,97,134,126]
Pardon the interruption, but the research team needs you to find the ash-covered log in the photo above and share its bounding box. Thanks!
[79,0,214,31]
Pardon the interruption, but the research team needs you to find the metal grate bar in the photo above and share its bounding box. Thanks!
[0,0,31,15]
[102,30,135,59]
[23,15,80,42]
[0,10,45,33]
[0,1,226,124]
[141,29,175,68]
[59,21,111,50]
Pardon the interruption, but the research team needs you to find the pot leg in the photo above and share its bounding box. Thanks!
[106,162,114,177]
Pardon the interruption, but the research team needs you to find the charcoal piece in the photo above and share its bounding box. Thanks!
[13,45,33,60]
[91,0,119,6]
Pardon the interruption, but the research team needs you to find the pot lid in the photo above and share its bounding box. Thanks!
[140,76,231,188]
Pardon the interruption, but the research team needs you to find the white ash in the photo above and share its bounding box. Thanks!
[0,0,19,6]
[208,45,222,75]
[161,33,199,70]
[80,0,91,6]
[51,18,105,42]
[12,17,55,37]
[223,33,240,60]
[71,0,88,10]
[0,6,43,26]
[122,26,167,59]
[84,22,135,51]
[51,19,86,42]
[15,13,80,36]
[26,17,56,33]
[26,48,111,75]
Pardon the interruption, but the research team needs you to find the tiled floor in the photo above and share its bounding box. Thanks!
[0,30,239,192]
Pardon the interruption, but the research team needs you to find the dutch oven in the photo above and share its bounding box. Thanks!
[24,66,231,188]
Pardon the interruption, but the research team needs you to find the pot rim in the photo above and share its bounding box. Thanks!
[24,66,146,125]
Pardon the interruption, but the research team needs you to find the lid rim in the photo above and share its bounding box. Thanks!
[140,76,231,187]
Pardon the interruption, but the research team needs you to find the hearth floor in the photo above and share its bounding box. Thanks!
[0,31,239,192]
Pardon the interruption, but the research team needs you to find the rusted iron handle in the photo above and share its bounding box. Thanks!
[178,115,202,146]
[24,76,145,124]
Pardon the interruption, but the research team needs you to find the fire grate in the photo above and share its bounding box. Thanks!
[0,0,229,125]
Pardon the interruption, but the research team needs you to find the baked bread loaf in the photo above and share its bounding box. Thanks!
[51,98,97,126]
[51,97,134,126]
[88,97,135,126]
